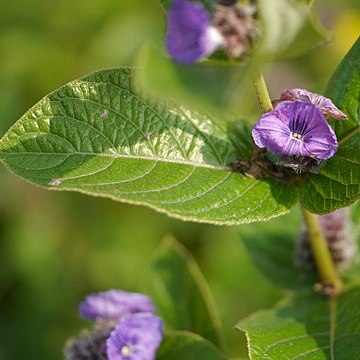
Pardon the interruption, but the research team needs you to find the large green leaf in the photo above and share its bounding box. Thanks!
[301,37,360,214]
[238,285,360,359]
[0,68,297,225]
[157,331,225,360]
[146,237,224,349]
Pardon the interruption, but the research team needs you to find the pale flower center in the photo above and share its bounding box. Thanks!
[121,345,134,357]
[291,132,303,140]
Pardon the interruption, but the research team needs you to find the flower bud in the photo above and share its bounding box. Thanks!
[64,323,112,360]
[213,3,258,59]
[279,89,347,120]
[296,208,356,270]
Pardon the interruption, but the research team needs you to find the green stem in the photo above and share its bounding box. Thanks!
[302,207,343,296]
[252,71,273,113]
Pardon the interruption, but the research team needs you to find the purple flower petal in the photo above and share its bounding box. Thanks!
[78,290,155,322]
[252,101,338,160]
[166,0,223,63]
[106,313,163,360]
[280,88,347,120]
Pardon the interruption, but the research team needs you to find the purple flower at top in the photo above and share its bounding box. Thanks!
[252,101,338,160]
[280,88,347,120]
[166,0,224,63]
[106,313,164,360]
[78,290,155,322]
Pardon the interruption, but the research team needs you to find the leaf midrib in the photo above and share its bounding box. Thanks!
[0,150,233,172]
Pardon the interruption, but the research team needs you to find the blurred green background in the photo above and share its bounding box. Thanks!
[0,0,359,359]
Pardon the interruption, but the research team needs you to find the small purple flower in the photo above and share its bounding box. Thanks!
[166,0,224,63]
[78,290,155,322]
[280,88,347,120]
[252,101,338,160]
[106,313,164,360]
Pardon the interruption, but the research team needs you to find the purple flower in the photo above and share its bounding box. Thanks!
[166,0,224,63]
[78,290,156,322]
[106,313,163,360]
[280,88,347,120]
[252,101,338,160]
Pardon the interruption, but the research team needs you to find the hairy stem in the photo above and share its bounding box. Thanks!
[302,207,343,296]
[252,71,273,113]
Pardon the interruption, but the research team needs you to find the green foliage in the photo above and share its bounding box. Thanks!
[159,0,214,11]
[240,210,317,291]
[238,285,360,359]
[242,204,360,291]
[137,44,251,110]
[0,67,297,225]
[352,201,360,223]
[159,0,172,9]
[146,236,224,349]
[157,331,225,360]
[227,121,254,161]
[257,0,329,60]
[301,37,360,214]
[239,204,360,358]
[1,1,360,360]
